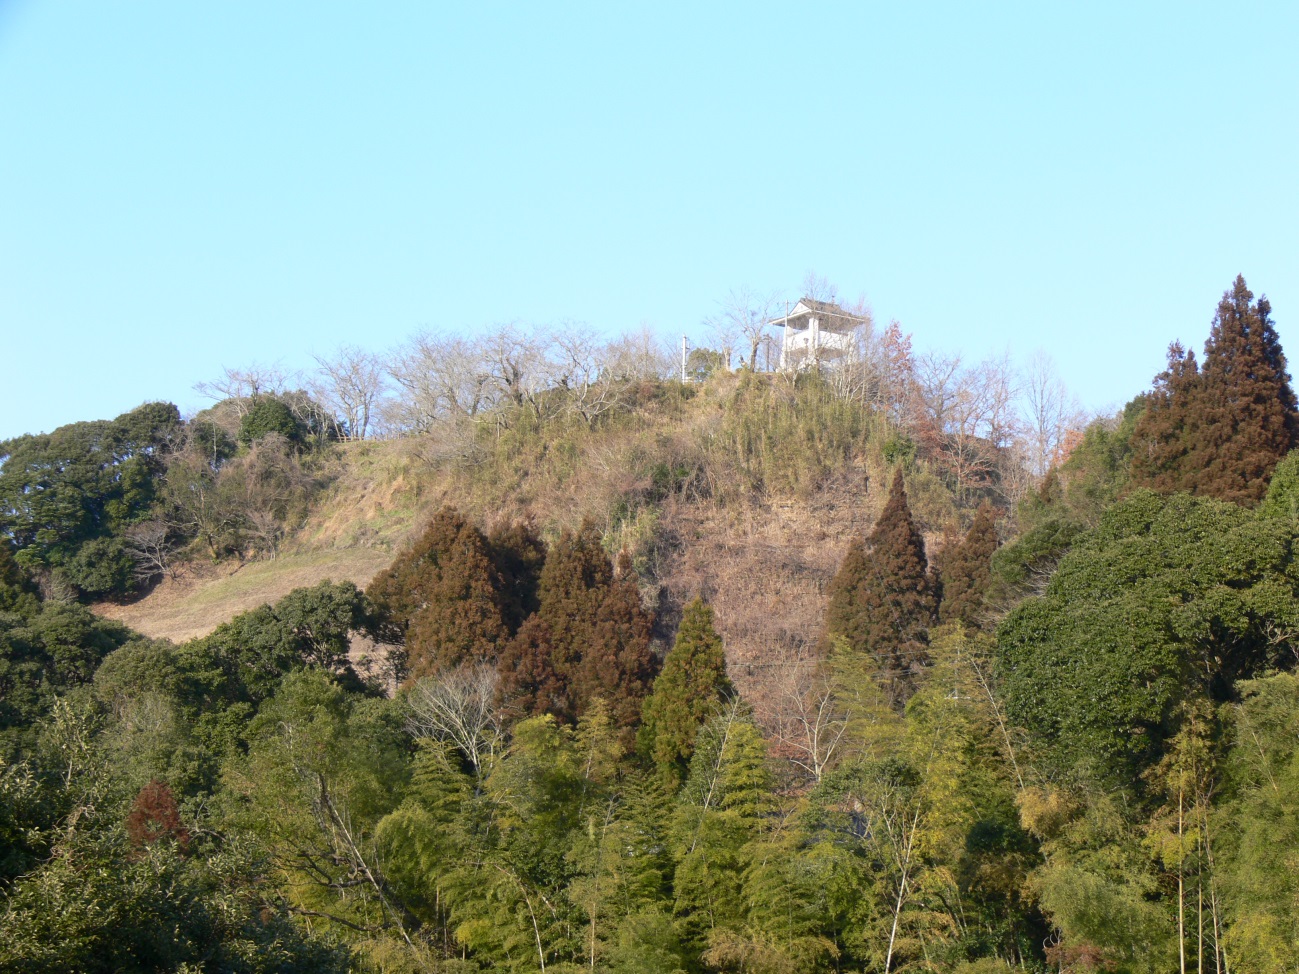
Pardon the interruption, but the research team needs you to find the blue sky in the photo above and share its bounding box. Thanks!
[2,1,1296,439]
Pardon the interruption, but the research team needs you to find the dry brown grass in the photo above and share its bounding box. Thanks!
[92,439,443,643]
[95,548,395,643]
[654,471,884,711]
[92,378,957,669]
[299,439,451,548]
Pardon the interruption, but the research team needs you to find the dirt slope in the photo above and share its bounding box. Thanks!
[95,548,395,643]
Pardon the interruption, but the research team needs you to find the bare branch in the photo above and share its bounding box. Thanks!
[771,662,849,783]
[406,663,505,775]
[312,345,388,440]
[194,363,294,418]
[122,519,180,582]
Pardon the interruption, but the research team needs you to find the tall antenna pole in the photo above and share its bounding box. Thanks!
[681,335,689,383]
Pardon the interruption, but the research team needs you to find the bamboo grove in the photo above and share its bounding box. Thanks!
[2,277,1298,973]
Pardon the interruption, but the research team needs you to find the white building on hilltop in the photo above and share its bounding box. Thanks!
[771,297,869,372]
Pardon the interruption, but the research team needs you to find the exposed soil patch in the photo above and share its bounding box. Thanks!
[93,547,394,642]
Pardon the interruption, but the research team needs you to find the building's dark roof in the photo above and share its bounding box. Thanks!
[766,296,870,331]
[799,296,851,316]
[786,296,868,323]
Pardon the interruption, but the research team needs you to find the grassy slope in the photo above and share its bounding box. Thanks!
[94,438,440,642]
[96,374,975,711]
[95,548,396,643]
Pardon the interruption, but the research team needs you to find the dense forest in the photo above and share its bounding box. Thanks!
[2,276,1298,973]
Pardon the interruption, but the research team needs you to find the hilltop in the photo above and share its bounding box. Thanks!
[8,277,1299,972]
[94,370,965,707]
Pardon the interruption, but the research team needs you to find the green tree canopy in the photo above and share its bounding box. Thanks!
[0,601,134,749]
[238,396,306,446]
[0,402,181,596]
[638,596,731,785]
[996,489,1299,786]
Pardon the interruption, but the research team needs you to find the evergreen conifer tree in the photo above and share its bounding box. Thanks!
[1195,275,1298,503]
[536,520,613,678]
[825,469,935,706]
[639,596,732,786]
[1131,276,1298,504]
[366,507,508,679]
[937,501,999,628]
[1130,343,1202,495]
[577,552,657,735]
[488,520,546,634]
[528,523,656,726]
[824,536,868,647]
[496,615,573,723]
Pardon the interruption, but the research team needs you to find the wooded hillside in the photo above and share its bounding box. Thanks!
[2,277,1297,973]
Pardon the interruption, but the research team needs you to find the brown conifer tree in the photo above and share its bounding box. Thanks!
[126,779,190,850]
[1194,276,1299,503]
[577,551,657,733]
[826,469,935,705]
[535,520,613,678]
[824,536,868,647]
[1130,343,1201,494]
[496,615,573,722]
[936,501,999,629]
[524,523,658,727]
[366,507,508,680]
[1131,276,1298,504]
[487,519,546,634]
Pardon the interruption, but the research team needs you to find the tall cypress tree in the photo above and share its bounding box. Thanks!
[366,507,508,680]
[1131,276,1298,504]
[528,522,657,726]
[487,520,546,634]
[578,551,657,735]
[638,596,732,785]
[825,469,935,705]
[536,520,613,679]
[937,501,999,629]
[1130,343,1201,495]
[824,536,868,648]
[496,615,573,723]
[1195,276,1298,503]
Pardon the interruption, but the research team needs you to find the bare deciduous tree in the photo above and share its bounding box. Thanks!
[1021,349,1085,478]
[552,325,623,426]
[909,351,1024,502]
[406,662,505,775]
[387,331,493,433]
[479,324,550,412]
[801,270,839,304]
[122,519,180,582]
[910,351,966,441]
[194,363,294,417]
[771,662,849,783]
[708,287,782,372]
[219,433,315,559]
[313,345,388,440]
[604,324,674,380]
